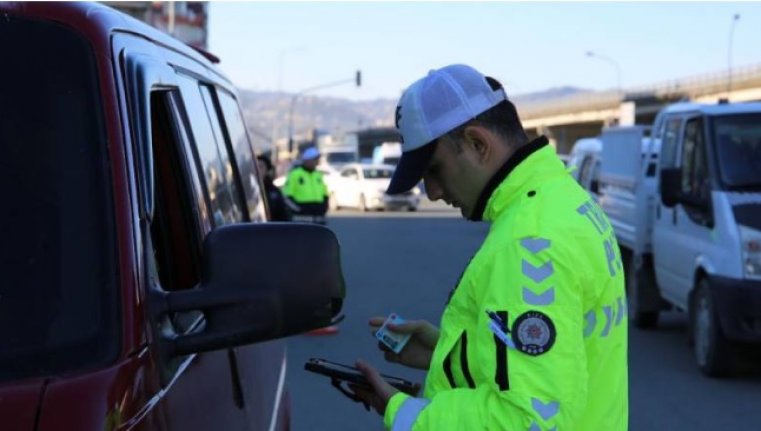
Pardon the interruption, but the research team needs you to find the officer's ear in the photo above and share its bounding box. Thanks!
[462,125,497,165]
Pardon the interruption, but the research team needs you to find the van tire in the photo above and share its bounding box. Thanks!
[626,254,659,329]
[692,279,736,377]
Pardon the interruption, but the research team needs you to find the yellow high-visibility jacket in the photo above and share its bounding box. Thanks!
[283,166,328,204]
[384,137,628,431]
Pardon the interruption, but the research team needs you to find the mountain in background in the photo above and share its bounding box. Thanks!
[237,86,587,151]
[237,90,396,151]
[511,86,589,104]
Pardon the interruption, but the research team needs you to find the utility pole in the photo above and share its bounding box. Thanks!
[288,70,362,157]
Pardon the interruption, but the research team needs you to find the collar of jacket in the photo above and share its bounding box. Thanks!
[294,165,319,175]
[470,135,557,222]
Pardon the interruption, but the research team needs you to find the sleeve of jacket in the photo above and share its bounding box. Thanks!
[384,240,589,431]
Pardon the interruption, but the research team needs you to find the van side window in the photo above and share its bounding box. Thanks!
[214,89,267,222]
[198,85,248,224]
[681,118,710,202]
[578,156,595,191]
[660,117,683,168]
[149,91,203,333]
[177,75,244,226]
[177,74,243,226]
[590,159,601,194]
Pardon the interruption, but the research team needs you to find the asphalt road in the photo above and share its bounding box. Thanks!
[286,202,761,430]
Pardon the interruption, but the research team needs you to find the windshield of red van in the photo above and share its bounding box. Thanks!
[0,15,118,382]
[713,114,761,191]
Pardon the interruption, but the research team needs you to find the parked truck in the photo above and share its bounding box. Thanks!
[595,102,761,376]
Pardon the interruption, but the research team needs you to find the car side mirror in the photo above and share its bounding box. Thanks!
[150,223,345,357]
[660,167,681,208]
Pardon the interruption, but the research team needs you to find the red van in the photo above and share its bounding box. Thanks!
[0,2,345,430]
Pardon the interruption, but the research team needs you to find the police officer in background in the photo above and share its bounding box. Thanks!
[350,65,628,430]
[283,146,329,224]
[256,154,291,222]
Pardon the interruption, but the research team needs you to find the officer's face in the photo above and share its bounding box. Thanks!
[422,135,486,218]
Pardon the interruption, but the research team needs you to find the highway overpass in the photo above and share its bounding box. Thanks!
[516,63,761,154]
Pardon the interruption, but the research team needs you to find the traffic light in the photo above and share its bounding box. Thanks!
[355,70,362,87]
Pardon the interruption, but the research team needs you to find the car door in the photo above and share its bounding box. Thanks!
[663,115,715,305]
[120,40,252,429]
[653,115,686,302]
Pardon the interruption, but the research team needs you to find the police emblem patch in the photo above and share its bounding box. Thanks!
[511,311,556,356]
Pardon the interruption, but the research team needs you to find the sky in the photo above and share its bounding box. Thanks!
[208,2,761,101]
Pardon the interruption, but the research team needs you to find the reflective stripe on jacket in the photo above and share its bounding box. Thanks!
[384,137,628,431]
[283,166,328,204]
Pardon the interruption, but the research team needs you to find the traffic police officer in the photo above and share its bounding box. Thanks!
[283,146,329,223]
[351,65,628,430]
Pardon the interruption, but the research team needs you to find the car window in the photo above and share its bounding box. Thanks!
[148,91,205,338]
[578,155,595,189]
[199,85,247,224]
[177,75,243,226]
[590,159,601,194]
[660,117,683,169]
[214,89,266,222]
[681,117,710,202]
[712,114,761,190]
[0,15,118,382]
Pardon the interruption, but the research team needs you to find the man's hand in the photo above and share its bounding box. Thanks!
[349,360,400,415]
[370,317,440,370]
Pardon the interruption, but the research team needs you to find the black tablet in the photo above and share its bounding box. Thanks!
[304,358,419,395]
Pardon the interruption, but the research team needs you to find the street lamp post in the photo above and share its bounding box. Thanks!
[271,47,306,155]
[287,70,362,156]
[586,51,623,97]
[727,13,741,97]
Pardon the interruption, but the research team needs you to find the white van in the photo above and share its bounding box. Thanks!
[598,103,761,376]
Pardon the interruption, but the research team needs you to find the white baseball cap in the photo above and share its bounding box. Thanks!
[302,146,320,161]
[387,64,507,194]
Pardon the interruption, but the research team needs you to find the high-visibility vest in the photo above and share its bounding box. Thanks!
[283,166,328,204]
[384,138,628,431]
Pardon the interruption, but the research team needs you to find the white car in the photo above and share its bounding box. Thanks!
[331,163,421,211]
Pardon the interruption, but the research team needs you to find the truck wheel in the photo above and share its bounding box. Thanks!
[692,279,735,377]
[626,255,659,329]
